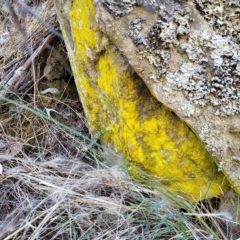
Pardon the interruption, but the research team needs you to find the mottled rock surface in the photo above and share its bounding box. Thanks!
[96,0,240,191]
[54,0,231,200]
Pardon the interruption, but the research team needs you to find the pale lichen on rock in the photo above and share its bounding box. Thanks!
[100,0,136,17]
[101,0,240,117]
[95,0,240,193]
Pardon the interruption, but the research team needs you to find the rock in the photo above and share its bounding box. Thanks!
[54,0,230,200]
[95,0,240,192]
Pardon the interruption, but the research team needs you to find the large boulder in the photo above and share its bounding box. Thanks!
[95,0,240,192]
[54,0,230,200]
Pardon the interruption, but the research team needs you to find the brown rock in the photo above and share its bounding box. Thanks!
[96,0,240,192]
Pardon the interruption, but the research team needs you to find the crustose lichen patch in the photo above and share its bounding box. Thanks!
[102,0,240,116]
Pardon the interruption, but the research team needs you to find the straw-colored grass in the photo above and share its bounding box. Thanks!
[0,86,233,240]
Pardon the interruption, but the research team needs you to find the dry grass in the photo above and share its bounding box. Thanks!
[0,93,196,240]
[0,149,180,239]
[0,0,236,239]
[0,99,230,239]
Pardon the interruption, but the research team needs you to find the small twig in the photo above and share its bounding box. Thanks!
[29,32,37,108]
[3,56,26,71]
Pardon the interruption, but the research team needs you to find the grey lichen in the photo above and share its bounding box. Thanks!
[100,0,162,17]
[100,0,136,18]
[101,0,240,116]
[165,32,240,116]
[129,18,149,46]
[193,0,240,42]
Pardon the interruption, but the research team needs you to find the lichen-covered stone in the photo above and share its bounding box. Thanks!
[54,0,229,200]
[95,0,240,193]
[100,0,240,116]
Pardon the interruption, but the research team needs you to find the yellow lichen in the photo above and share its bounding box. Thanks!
[62,0,230,200]
[70,0,99,66]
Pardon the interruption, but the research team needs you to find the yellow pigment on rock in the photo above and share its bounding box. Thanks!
[58,0,230,200]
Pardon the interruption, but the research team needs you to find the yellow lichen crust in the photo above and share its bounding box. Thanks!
[58,0,230,200]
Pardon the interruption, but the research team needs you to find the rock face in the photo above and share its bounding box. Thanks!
[95,0,240,191]
[54,0,231,200]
